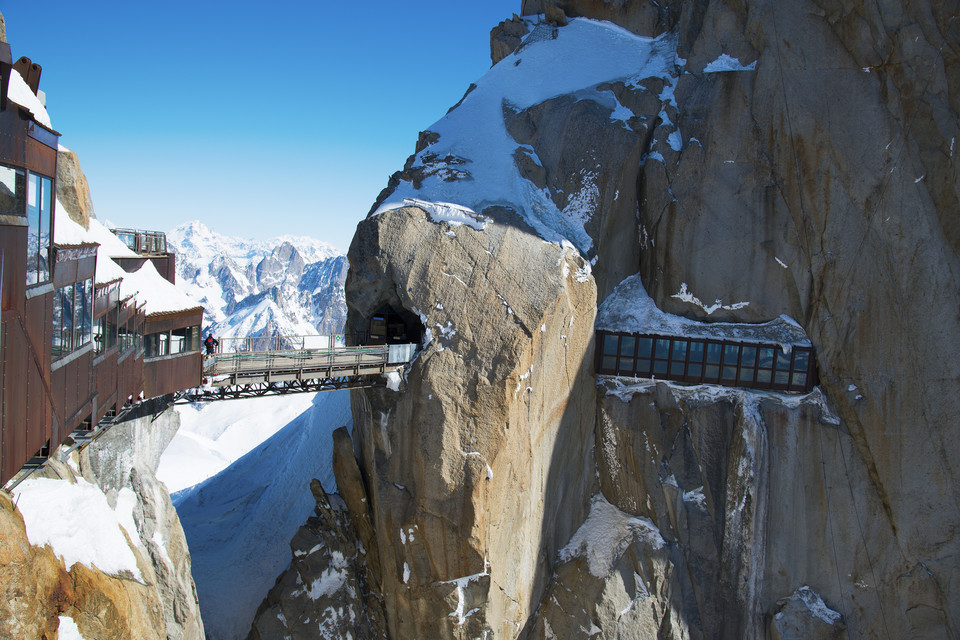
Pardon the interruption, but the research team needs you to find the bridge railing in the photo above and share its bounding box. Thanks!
[595,330,817,393]
[203,343,418,380]
[213,334,350,354]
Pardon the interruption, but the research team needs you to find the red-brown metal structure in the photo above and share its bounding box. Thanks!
[0,49,204,485]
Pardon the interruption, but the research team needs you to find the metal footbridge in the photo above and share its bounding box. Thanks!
[175,340,418,403]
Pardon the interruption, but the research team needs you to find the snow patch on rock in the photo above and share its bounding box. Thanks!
[559,493,664,577]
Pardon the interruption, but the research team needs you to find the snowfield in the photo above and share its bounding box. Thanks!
[163,390,352,640]
[375,17,685,256]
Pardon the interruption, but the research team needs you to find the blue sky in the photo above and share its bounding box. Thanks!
[3,2,519,251]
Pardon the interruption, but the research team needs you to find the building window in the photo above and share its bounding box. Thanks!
[52,278,93,360]
[118,315,136,353]
[95,306,118,354]
[0,164,26,215]
[26,173,53,286]
[145,325,201,358]
[52,284,74,357]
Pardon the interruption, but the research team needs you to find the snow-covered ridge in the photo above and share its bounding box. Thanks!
[374,17,685,255]
[168,220,348,343]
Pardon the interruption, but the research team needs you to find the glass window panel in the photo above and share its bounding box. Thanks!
[170,329,186,355]
[792,350,810,372]
[758,347,775,368]
[723,344,740,367]
[671,340,687,362]
[774,370,790,385]
[704,364,720,379]
[145,333,158,358]
[776,350,793,370]
[722,366,737,382]
[39,176,51,283]
[655,339,670,360]
[687,363,703,379]
[52,286,69,357]
[688,341,705,363]
[602,335,618,356]
[63,284,74,354]
[618,358,635,374]
[635,359,651,375]
[738,367,755,384]
[94,317,105,354]
[619,336,636,358]
[0,165,25,215]
[670,361,686,376]
[26,174,52,285]
[741,346,756,368]
[653,360,668,375]
[106,308,118,349]
[705,343,722,364]
[602,355,617,371]
[756,368,773,384]
[791,372,807,388]
[83,280,93,345]
[73,279,92,348]
[158,332,169,356]
[636,337,652,359]
[26,174,40,285]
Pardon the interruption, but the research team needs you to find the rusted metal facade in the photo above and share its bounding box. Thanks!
[0,42,60,483]
[143,308,203,398]
[0,48,203,485]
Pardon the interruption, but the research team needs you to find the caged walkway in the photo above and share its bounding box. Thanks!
[174,339,418,403]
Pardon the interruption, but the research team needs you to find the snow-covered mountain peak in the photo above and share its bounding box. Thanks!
[168,221,348,345]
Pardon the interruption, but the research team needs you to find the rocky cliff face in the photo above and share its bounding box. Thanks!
[2,409,204,640]
[56,146,96,229]
[259,1,958,638]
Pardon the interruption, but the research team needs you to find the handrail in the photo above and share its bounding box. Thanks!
[202,343,417,381]
[110,227,168,256]
[209,333,365,354]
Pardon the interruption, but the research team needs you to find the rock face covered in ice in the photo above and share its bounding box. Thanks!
[259,1,958,638]
[1,409,204,640]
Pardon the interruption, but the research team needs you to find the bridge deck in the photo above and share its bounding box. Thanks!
[204,345,395,385]
[177,342,418,402]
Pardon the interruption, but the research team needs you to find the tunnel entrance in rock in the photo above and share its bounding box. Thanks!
[367,306,422,345]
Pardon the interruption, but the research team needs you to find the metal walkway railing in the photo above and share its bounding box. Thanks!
[177,342,418,403]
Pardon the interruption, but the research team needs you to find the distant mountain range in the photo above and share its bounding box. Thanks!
[167,221,347,346]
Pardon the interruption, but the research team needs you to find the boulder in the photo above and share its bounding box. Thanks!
[344,204,597,638]
[490,15,529,65]
[1,408,202,640]
[56,147,96,229]
[247,479,386,640]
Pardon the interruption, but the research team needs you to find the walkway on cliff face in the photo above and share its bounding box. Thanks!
[595,330,818,393]
[175,342,418,403]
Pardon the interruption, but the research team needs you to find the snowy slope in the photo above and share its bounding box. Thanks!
[167,221,347,344]
[157,394,321,493]
[168,390,351,640]
[375,17,684,255]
